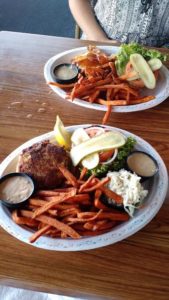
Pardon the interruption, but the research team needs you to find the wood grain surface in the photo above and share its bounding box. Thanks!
[0,31,169,300]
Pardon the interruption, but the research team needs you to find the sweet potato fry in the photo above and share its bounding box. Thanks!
[129,95,155,104]
[109,62,117,76]
[99,185,123,204]
[61,232,68,238]
[37,187,77,197]
[89,90,100,103]
[96,85,139,97]
[84,219,114,231]
[12,210,38,227]
[83,222,96,230]
[59,207,80,218]
[79,174,95,193]
[93,220,116,231]
[88,76,102,83]
[29,198,47,207]
[28,200,58,216]
[102,105,112,125]
[32,194,75,218]
[20,210,34,218]
[93,78,113,87]
[66,194,90,204]
[123,87,139,97]
[77,211,128,221]
[79,167,87,180]
[47,210,58,217]
[28,205,37,211]
[77,212,97,219]
[106,88,113,100]
[35,215,81,239]
[77,179,85,184]
[47,229,61,238]
[29,225,51,243]
[96,212,129,221]
[54,203,79,210]
[94,197,108,210]
[71,223,86,231]
[98,99,128,106]
[58,165,79,188]
[95,84,125,90]
[126,90,130,103]
[71,78,113,99]
[30,207,58,217]
[21,210,81,239]
[44,192,77,202]
[82,177,110,193]
[67,209,102,223]
[95,189,102,199]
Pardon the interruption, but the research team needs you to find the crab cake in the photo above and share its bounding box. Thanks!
[17,140,71,189]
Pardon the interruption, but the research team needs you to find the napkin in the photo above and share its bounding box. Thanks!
[0,285,84,300]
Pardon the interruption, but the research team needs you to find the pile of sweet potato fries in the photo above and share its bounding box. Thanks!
[48,46,155,124]
[12,165,129,243]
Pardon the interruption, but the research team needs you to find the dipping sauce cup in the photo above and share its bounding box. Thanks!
[126,151,159,180]
[53,63,79,84]
[0,173,35,209]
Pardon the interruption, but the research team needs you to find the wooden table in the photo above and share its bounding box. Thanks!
[0,31,169,300]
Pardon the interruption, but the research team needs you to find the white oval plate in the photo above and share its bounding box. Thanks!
[44,46,169,113]
[0,125,168,251]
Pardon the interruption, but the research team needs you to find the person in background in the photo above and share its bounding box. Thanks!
[68,0,169,47]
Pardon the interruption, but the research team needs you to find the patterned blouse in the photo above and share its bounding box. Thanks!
[90,0,169,47]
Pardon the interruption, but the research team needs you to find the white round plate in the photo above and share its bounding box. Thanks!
[0,125,168,251]
[44,46,169,113]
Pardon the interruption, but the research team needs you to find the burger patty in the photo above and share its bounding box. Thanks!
[17,140,71,189]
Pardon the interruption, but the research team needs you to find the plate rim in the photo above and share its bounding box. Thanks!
[0,124,168,251]
[44,45,169,113]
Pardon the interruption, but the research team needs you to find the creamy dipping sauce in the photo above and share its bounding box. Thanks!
[127,152,157,177]
[54,65,77,80]
[0,175,33,203]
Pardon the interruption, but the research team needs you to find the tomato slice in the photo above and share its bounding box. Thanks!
[125,61,133,73]
[129,70,159,89]
[129,79,145,88]
[125,60,159,89]
[99,150,115,162]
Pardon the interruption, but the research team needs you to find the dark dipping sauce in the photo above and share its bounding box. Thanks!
[127,151,158,178]
[53,63,79,84]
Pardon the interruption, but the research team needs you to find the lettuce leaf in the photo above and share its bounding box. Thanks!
[116,43,168,76]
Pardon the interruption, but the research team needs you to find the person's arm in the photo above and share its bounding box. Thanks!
[69,0,109,41]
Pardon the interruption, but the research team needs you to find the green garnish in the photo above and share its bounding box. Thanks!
[116,43,167,76]
[110,136,136,171]
[85,164,109,178]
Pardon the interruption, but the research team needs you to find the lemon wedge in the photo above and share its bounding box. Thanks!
[54,116,71,149]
